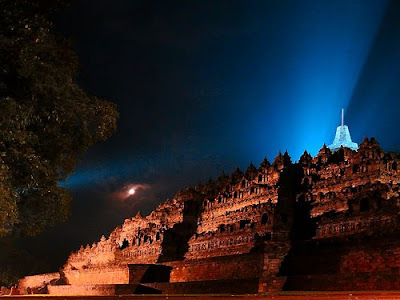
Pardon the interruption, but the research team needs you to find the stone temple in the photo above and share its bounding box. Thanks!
[18,117,400,295]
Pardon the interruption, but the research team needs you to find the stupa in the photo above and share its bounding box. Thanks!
[328,108,358,152]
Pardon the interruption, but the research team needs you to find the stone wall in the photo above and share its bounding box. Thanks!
[299,138,400,220]
[165,252,262,282]
[64,264,171,287]
[48,284,138,296]
[18,272,59,294]
[186,230,256,259]
[315,211,398,239]
[340,243,400,274]
[65,265,129,285]
[186,154,292,261]
[282,233,400,291]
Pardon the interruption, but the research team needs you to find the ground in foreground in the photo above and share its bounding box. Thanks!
[3,291,400,300]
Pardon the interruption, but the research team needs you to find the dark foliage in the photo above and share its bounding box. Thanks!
[0,0,118,237]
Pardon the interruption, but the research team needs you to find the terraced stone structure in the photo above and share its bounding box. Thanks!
[18,137,400,295]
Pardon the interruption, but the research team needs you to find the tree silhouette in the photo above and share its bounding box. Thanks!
[0,0,118,237]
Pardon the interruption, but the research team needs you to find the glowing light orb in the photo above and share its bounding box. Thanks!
[128,188,135,195]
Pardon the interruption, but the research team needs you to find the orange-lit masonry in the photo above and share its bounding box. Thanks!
[4,291,400,299]
[17,138,400,295]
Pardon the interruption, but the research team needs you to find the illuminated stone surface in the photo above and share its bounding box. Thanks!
[17,136,400,295]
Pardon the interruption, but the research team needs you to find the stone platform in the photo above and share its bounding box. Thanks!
[47,284,160,296]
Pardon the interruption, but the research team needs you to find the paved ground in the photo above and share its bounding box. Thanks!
[3,292,400,300]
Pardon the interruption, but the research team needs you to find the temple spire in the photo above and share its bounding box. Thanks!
[341,108,344,127]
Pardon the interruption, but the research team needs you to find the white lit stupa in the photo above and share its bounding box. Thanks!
[328,108,358,152]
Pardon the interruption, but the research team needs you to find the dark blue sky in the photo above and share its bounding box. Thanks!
[26,0,400,268]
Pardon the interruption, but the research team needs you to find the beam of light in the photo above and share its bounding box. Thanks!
[58,153,163,188]
[346,0,400,152]
[58,142,238,189]
[232,0,389,162]
[59,1,395,192]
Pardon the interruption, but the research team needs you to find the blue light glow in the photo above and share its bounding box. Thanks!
[61,0,398,189]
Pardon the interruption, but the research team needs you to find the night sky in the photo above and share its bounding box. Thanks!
[25,0,400,270]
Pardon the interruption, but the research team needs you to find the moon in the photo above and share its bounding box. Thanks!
[128,188,135,195]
